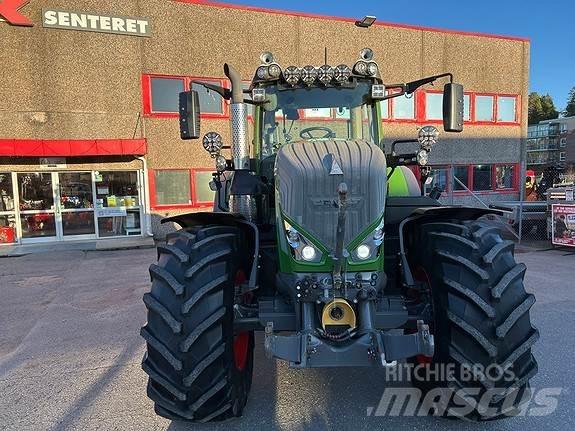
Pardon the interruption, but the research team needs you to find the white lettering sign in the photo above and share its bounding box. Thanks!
[42,9,151,37]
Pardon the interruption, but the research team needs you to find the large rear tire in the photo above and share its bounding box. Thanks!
[410,219,539,421]
[141,225,254,422]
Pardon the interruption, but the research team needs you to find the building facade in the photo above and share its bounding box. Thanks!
[527,116,575,178]
[0,0,530,245]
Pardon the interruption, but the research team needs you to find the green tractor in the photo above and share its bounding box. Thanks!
[141,49,538,422]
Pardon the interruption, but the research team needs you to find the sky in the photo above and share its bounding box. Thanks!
[220,0,573,111]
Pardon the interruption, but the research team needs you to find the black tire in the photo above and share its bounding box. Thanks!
[409,219,539,421]
[141,225,254,422]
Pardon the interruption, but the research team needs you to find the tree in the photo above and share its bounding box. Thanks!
[564,87,575,118]
[528,92,559,124]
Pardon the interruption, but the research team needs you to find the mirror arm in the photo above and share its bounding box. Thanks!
[383,73,454,99]
[191,81,232,100]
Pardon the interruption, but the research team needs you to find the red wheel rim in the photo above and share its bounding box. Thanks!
[233,332,249,371]
[233,270,249,371]
[413,267,434,365]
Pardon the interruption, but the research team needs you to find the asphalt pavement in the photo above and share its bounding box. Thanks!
[0,246,574,431]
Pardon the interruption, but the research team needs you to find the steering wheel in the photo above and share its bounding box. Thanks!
[299,126,336,140]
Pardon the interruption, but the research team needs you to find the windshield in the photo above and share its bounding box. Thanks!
[256,81,379,157]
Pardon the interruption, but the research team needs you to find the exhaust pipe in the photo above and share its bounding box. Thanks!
[224,63,249,170]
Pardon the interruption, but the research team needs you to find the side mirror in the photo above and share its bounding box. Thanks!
[179,90,201,139]
[443,83,464,132]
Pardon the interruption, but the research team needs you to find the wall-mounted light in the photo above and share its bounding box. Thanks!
[355,15,376,28]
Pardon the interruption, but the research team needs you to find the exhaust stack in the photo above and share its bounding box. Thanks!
[224,63,250,171]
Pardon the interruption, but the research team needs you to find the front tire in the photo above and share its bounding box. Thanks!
[410,219,539,421]
[141,225,254,422]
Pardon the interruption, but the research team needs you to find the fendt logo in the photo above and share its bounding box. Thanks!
[0,0,33,27]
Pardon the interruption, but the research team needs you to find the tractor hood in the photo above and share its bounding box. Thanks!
[275,139,387,251]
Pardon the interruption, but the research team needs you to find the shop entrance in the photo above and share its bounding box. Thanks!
[0,170,143,245]
[17,171,96,242]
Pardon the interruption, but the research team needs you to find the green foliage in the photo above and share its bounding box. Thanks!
[528,92,559,124]
[564,87,575,118]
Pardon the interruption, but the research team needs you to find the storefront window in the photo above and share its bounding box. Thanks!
[151,77,185,113]
[425,93,443,120]
[473,165,492,191]
[0,173,15,212]
[154,170,191,205]
[453,166,469,191]
[194,171,216,203]
[95,171,141,237]
[497,96,516,122]
[475,95,494,122]
[392,94,415,119]
[496,165,515,189]
[17,173,54,211]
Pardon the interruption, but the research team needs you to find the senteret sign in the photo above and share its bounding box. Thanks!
[0,0,33,26]
[42,8,151,37]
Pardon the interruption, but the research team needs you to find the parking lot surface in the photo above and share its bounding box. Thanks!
[1,247,574,431]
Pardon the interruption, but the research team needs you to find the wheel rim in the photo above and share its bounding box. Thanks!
[233,269,249,371]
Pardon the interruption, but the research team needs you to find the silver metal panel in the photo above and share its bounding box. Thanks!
[230,103,250,170]
[275,140,387,251]
[229,194,256,221]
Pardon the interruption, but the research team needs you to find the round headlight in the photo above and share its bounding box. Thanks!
[301,245,317,261]
[360,47,374,61]
[268,64,282,78]
[418,125,440,150]
[416,149,429,166]
[256,66,269,80]
[283,66,301,86]
[356,244,371,260]
[354,61,368,75]
[366,62,378,76]
[202,132,223,155]
[318,65,335,85]
[301,65,318,85]
[215,155,227,172]
[333,64,351,83]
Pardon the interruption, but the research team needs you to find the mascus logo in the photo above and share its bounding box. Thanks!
[0,0,33,27]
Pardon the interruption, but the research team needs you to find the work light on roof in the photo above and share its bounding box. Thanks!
[301,65,318,86]
[360,47,374,61]
[283,66,301,86]
[354,60,367,75]
[268,64,282,79]
[366,62,378,76]
[317,65,335,85]
[333,64,351,83]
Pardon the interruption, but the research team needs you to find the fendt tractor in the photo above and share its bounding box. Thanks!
[140,49,539,422]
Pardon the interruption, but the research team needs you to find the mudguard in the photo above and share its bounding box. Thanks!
[162,212,260,290]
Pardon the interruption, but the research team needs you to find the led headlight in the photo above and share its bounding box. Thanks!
[317,65,335,85]
[366,62,378,76]
[215,155,227,172]
[354,61,368,75]
[416,149,429,166]
[256,66,269,80]
[283,221,322,263]
[268,64,282,79]
[333,64,351,83]
[301,246,317,261]
[418,125,440,151]
[202,132,223,155]
[283,66,301,86]
[349,218,384,263]
[355,244,371,260]
[301,65,318,85]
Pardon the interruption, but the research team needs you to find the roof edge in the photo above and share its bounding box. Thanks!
[173,0,530,43]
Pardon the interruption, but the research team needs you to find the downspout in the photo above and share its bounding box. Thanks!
[135,112,153,237]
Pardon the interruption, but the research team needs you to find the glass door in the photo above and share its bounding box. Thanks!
[57,172,96,239]
[0,173,18,244]
[17,172,58,242]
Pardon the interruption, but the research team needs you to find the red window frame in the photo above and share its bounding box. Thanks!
[446,163,520,195]
[142,74,228,119]
[149,168,214,210]
[419,90,519,125]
